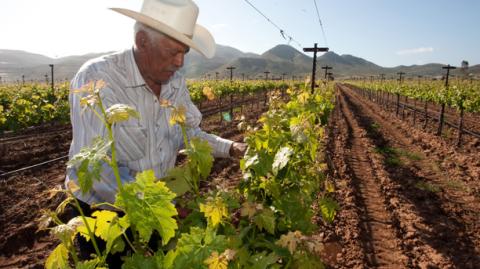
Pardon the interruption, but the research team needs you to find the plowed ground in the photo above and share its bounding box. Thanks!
[326,84,480,268]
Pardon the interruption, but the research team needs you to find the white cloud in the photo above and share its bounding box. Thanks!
[396,47,434,55]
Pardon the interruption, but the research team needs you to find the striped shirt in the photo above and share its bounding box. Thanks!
[65,48,233,205]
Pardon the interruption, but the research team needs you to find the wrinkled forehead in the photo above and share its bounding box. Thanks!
[160,34,190,53]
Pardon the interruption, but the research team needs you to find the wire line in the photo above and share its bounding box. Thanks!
[313,0,328,46]
[243,0,302,48]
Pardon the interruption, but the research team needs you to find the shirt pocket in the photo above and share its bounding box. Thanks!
[114,125,147,162]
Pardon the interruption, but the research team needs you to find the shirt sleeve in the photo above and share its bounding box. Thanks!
[66,163,135,205]
[66,66,136,205]
[179,79,233,158]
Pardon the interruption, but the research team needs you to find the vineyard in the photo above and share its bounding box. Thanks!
[0,78,479,268]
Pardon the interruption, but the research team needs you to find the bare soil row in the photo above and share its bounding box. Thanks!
[326,84,480,268]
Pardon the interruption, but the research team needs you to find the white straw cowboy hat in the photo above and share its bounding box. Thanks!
[111,0,216,58]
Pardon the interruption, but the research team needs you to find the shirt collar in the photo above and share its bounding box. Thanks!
[125,47,147,89]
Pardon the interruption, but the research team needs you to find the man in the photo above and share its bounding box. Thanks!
[66,0,246,207]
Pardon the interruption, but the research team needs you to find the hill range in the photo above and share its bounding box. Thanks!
[1,44,478,83]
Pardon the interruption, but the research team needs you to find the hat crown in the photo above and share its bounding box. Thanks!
[141,0,199,36]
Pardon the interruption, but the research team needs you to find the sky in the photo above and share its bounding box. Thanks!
[1,0,479,67]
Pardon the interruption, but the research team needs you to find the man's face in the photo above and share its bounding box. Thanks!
[144,34,190,84]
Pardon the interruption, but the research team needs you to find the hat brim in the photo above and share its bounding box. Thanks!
[110,8,216,59]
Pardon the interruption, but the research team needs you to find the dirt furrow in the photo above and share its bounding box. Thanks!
[337,84,480,268]
[331,90,408,268]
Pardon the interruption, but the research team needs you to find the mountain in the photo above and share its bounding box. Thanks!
[0,50,110,83]
[1,45,479,83]
[0,50,52,68]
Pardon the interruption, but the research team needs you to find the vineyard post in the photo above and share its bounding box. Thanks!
[262,72,269,107]
[281,73,287,99]
[0,76,2,84]
[322,66,333,95]
[49,64,54,95]
[423,98,428,129]
[413,75,422,125]
[369,76,374,101]
[323,65,333,81]
[380,74,385,107]
[457,103,465,147]
[218,94,223,124]
[369,76,377,103]
[303,43,329,93]
[396,72,405,116]
[215,72,219,81]
[264,71,270,81]
[227,66,235,117]
[437,65,456,136]
[227,66,235,83]
[242,73,245,81]
[22,75,25,86]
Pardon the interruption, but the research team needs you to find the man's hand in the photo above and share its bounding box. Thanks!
[229,142,247,158]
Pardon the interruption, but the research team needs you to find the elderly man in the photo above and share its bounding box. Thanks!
[66,0,246,207]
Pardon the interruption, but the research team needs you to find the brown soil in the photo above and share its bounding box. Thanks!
[0,101,267,268]
[327,84,480,268]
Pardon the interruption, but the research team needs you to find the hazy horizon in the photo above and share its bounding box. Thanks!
[1,0,479,67]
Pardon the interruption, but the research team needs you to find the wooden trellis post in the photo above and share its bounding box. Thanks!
[49,64,55,94]
[303,43,329,93]
[437,65,456,136]
[396,72,405,116]
[226,66,236,117]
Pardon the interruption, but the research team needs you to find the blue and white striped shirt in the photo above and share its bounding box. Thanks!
[65,48,232,205]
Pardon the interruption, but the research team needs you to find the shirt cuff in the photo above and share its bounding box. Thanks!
[214,136,234,158]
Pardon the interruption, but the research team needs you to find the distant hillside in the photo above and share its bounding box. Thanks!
[0,50,110,83]
[1,45,479,83]
[0,50,52,68]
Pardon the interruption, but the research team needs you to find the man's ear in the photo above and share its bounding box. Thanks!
[135,31,148,51]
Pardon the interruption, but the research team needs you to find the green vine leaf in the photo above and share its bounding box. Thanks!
[184,137,213,180]
[115,170,178,245]
[272,147,293,175]
[199,196,229,228]
[164,166,194,197]
[166,227,228,269]
[122,252,164,269]
[249,251,279,269]
[318,196,339,223]
[45,244,70,269]
[67,137,112,194]
[105,104,140,124]
[75,258,101,269]
[89,210,129,253]
[253,207,276,234]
